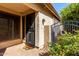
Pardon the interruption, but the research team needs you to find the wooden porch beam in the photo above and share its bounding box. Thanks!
[20,16,23,39]
[0,5,21,16]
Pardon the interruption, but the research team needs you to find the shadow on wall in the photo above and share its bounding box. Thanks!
[0,48,6,56]
[51,22,64,43]
[51,30,57,43]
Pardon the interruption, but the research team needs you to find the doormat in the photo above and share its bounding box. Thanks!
[23,44,33,50]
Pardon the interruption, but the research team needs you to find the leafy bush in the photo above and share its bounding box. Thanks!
[49,32,79,56]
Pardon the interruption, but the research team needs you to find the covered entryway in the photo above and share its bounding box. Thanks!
[0,3,35,49]
[26,13,35,47]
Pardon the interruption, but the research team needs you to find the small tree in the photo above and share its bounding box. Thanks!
[60,3,79,33]
[60,3,79,22]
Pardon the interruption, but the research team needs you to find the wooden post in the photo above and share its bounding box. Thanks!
[23,16,27,43]
[24,16,26,38]
[20,16,23,40]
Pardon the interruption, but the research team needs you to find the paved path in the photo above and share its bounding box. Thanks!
[2,43,44,56]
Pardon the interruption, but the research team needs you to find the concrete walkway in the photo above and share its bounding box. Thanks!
[2,43,46,56]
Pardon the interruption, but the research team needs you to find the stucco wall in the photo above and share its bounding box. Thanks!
[35,12,39,47]
[38,12,54,49]
[51,18,62,43]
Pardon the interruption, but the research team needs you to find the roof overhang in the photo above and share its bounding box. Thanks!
[0,3,35,16]
[44,3,60,21]
[0,3,60,20]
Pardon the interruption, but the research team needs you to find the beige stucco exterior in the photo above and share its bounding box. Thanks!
[37,12,54,49]
[35,12,60,49]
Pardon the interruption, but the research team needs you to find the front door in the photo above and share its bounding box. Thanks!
[26,13,35,47]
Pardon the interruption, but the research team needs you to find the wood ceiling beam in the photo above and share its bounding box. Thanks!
[0,5,22,16]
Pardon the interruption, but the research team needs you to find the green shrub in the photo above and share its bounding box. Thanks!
[49,32,79,56]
